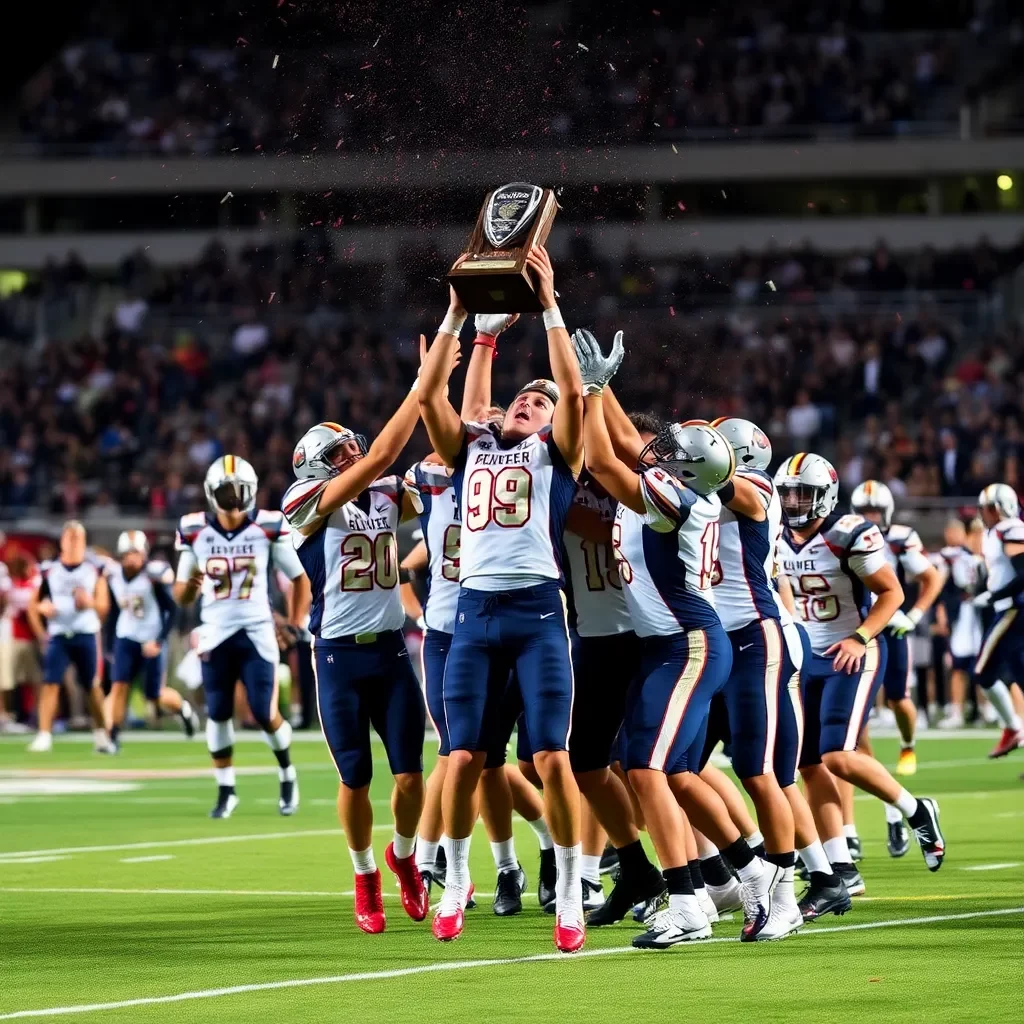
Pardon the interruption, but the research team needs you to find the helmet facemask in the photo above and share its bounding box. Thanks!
[210,479,255,514]
[779,483,830,527]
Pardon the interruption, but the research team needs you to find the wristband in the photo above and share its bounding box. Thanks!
[473,332,498,359]
[399,568,415,584]
[542,306,565,331]
[907,607,924,627]
[850,628,870,646]
[439,311,467,337]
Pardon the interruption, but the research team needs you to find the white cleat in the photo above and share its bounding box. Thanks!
[758,867,802,939]
[706,875,743,914]
[27,731,53,753]
[633,902,712,948]
[278,775,299,816]
[93,728,117,754]
[739,859,783,942]
[696,886,720,924]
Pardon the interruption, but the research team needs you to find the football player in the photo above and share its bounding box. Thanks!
[106,530,195,748]
[27,521,112,753]
[417,246,587,952]
[575,333,780,948]
[775,454,946,879]
[175,455,310,819]
[281,334,454,934]
[970,483,1024,757]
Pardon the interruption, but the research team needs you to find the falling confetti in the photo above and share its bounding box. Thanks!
[220,192,233,204]
[272,54,279,68]
[268,292,276,304]
[721,189,727,198]
[578,42,589,51]
[767,280,777,292]
[607,62,616,71]
[373,35,381,47]
[671,144,678,153]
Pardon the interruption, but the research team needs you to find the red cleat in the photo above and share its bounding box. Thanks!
[354,869,386,934]
[385,842,429,922]
[432,906,464,942]
[554,913,586,953]
[988,728,1024,759]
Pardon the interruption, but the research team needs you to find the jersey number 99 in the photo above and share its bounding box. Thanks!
[466,467,532,531]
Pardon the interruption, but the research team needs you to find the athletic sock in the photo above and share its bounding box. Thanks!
[616,838,653,878]
[843,824,859,840]
[765,851,796,869]
[490,838,518,874]
[987,680,1023,731]
[689,859,705,890]
[181,701,194,721]
[700,853,734,887]
[350,846,376,874]
[416,838,440,873]
[663,864,694,896]
[581,853,602,886]
[214,766,236,789]
[110,724,121,744]
[554,843,582,913]
[745,828,765,857]
[527,816,554,851]
[823,836,852,866]
[798,841,832,876]
[893,787,919,818]
[884,802,905,824]
[278,764,297,782]
[392,832,416,860]
[720,837,755,872]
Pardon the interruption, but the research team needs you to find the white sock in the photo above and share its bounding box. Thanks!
[262,719,293,751]
[986,680,1023,731]
[349,846,376,875]
[668,892,701,916]
[214,766,236,788]
[445,835,472,902]
[745,828,765,848]
[528,816,554,851]
[798,840,832,876]
[824,836,852,866]
[393,832,416,860]
[554,842,583,914]
[695,835,719,859]
[181,700,194,720]
[581,853,602,885]
[893,787,919,818]
[843,824,859,840]
[490,837,517,874]
[884,801,905,824]
[416,838,440,872]
[278,764,297,782]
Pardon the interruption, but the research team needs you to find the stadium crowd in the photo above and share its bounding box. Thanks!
[0,235,1022,518]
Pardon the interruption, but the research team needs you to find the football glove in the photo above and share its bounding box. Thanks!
[571,328,625,396]
[972,590,993,608]
[887,608,920,638]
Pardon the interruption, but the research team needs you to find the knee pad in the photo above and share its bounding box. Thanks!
[263,718,292,751]
[206,718,234,758]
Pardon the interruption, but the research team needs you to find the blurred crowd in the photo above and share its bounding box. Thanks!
[0,235,1022,519]
[14,1,1013,156]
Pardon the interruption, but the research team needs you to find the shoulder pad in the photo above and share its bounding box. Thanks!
[736,466,774,492]
[282,479,328,530]
[175,512,207,549]
[146,560,175,586]
[997,518,1024,544]
[826,513,883,556]
[641,467,695,524]
[369,476,401,504]
[256,509,290,541]
[886,524,922,553]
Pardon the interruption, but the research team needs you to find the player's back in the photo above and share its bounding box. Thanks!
[454,421,576,590]
[777,511,886,655]
[108,560,174,642]
[982,516,1024,611]
[404,460,460,634]
[612,466,722,637]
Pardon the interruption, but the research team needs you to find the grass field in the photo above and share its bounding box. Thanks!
[1,731,1022,1024]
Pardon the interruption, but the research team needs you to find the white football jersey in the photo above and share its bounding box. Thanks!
[41,560,103,636]
[107,561,175,644]
[777,512,888,654]
[612,467,722,637]
[715,467,788,632]
[982,516,1024,613]
[564,481,632,638]
[283,475,405,638]
[175,510,303,662]
[454,421,577,591]
[404,460,461,634]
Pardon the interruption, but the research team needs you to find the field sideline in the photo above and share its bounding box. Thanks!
[1,733,1021,1023]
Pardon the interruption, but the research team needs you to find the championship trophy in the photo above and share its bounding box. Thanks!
[447,182,559,312]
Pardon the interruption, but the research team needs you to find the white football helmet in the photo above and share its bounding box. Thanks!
[116,530,149,557]
[710,416,772,471]
[641,422,736,496]
[775,452,839,527]
[850,479,895,531]
[978,482,1019,521]
[291,422,368,481]
[204,454,258,514]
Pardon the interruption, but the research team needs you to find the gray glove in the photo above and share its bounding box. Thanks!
[571,328,625,396]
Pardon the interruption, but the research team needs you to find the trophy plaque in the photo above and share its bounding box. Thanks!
[448,183,559,313]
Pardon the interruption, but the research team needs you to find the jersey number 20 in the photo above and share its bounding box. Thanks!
[341,533,398,591]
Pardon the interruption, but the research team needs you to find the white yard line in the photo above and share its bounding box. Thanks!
[0,857,69,865]
[118,856,175,865]
[0,907,1019,1021]
[961,862,1022,871]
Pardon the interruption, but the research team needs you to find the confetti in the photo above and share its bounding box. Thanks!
[676,201,686,211]
[272,54,279,68]
[578,42,589,51]
[608,62,616,71]
[373,35,381,47]
[721,189,727,198]
[671,144,678,153]
[268,292,276,304]
[767,280,776,292]
[220,192,233,204]
[669,306,676,316]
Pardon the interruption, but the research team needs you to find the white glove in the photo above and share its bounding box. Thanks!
[474,313,518,337]
[972,591,993,609]
[571,328,625,396]
[887,609,918,638]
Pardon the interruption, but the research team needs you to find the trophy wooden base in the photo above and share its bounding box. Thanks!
[448,188,558,313]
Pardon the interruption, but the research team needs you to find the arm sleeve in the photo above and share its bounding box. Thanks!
[153,583,177,642]
[272,536,306,580]
[639,468,694,534]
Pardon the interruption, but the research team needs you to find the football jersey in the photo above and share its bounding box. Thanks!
[715,467,787,632]
[404,460,461,634]
[283,475,405,638]
[454,421,577,592]
[612,467,722,637]
[175,509,303,662]
[564,481,632,638]
[937,545,983,658]
[107,561,175,644]
[40,560,102,637]
[982,516,1024,612]
[882,523,932,612]
[777,512,888,655]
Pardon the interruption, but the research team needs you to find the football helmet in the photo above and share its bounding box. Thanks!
[515,379,560,405]
[710,416,772,471]
[640,422,736,496]
[116,530,149,557]
[774,452,839,527]
[291,422,368,481]
[850,479,895,531]
[978,482,1020,521]
[204,454,258,514]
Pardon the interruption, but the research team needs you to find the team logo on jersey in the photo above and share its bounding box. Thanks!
[477,441,492,450]
[293,446,306,470]
[375,501,389,513]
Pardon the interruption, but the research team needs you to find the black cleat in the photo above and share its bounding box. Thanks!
[586,863,665,927]
[493,864,526,916]
[599,844,620,878]
[181,706,196,739]
[887,819,910,858]
[421,868,437,900]
[209,786,239,819]
[908,797,945,871]
[278,777,299,816]
[538,847,556,909]
[434,845,447,887]
[545,876,606,914]
[798,872,852,922]
[834,862,865,896]
[847,835,863,861]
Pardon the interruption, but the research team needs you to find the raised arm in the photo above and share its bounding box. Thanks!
[718,471,769,523]
[461,313,518,423]
[582,395,644,514]
[527,246,583,475]
[418,294,469,467]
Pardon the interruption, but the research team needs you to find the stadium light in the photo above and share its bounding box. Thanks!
[997,174,1014,191]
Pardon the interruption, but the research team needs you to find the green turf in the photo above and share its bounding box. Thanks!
[1,733,1022,1023]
